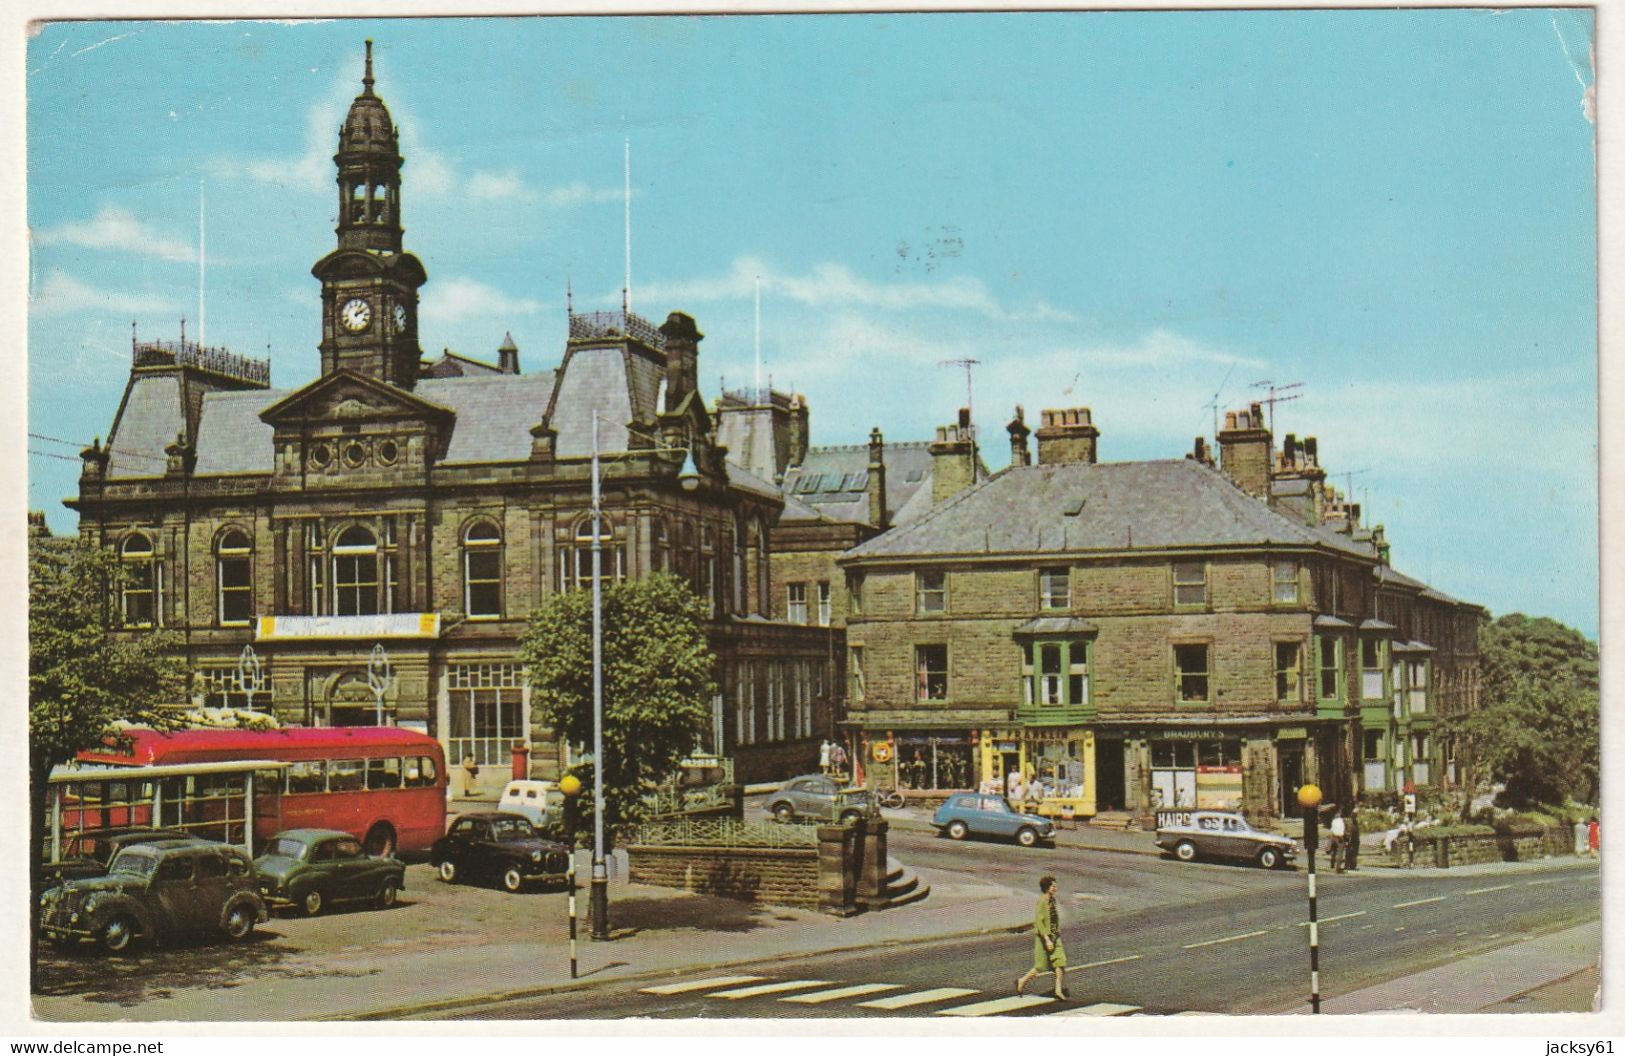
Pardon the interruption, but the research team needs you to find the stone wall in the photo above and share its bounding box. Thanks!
[1387,826,1577,868]
[628,844,821,907]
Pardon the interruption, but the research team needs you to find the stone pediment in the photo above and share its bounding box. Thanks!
[259,369,454,428]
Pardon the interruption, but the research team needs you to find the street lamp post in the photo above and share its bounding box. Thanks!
[1298,782,1323,1014]
[234,644,265,714]
[367,644,394,726]
[585,412,701,943]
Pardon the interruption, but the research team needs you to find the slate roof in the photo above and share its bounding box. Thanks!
[184,371,561,476]
[106,375,186,479]
[714,407,783,485]
[780,442,936,527]
[845,458,1376,561]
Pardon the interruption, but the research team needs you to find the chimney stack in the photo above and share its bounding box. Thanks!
[497,332,520,374]
[1007,405,1031,467]
[1035,407,1099,465]
[1217,401,1271,498]
[1188,436,1214,467]
[867,427,889,529]
[930,420,978,504]
[658,312,702,411]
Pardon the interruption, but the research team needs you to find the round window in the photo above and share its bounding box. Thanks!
[308,442,332,468]
[376,439,399,466]
[342,441,367,468]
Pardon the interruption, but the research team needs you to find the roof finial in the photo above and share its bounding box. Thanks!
[363,40,375,96]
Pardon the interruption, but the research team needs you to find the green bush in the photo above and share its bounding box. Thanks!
[1410,824,1496,842]
[1493,813,1553,836]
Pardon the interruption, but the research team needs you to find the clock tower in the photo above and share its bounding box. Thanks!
[312,40,427,389]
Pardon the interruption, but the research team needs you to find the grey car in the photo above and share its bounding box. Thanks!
[1153,810,1297,869]
[766,774,873,824]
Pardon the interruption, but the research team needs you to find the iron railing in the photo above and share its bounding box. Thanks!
[568,309,666,350]
[134,339,270,386]
[628,817,818,848]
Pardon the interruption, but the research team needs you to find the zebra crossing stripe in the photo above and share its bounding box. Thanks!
[707,980,832,999]
[1046,1002,1142,1017]
[780,983,903,1004]
[640,976,764,995]
[858,987,980,1010]
[937,994,1056,1016]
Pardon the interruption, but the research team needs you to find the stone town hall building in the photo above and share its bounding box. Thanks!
[67,46,837,791]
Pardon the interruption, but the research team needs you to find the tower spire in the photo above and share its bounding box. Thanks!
[363,39,375,97]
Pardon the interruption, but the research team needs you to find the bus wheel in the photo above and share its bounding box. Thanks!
[364,823,397,858]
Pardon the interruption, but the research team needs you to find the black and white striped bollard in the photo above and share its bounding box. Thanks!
[1298,783,1323,1014]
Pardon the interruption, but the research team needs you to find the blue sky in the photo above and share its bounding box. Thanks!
[25,12,1598,636]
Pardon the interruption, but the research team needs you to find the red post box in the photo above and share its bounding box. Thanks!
[511,741,530,780]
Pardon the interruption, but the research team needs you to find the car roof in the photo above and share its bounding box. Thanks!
[455,811,527,823]
[269,828,355,842]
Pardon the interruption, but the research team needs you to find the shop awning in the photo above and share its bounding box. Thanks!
[1012,616,1100,637]
[1313,614,1354,629]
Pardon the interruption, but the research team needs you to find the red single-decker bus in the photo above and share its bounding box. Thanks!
[79,726,447,857]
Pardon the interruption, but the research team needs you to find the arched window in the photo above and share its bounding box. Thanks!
[700,527,716,617]
[561,517,622,592]
[120,533,158,627]
[216,529,253,626]
[463,521,502,618]
[332,526,379,616]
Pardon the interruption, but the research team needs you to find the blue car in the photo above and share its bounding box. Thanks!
[931,793,1055,847]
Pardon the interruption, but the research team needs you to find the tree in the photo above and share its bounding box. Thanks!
[28,535,187,964]
[519,573,716,832]
[1450,613,1599,809]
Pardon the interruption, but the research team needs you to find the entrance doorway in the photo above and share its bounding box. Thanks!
[1095,739,1125,811]
[1279,744,1304,815]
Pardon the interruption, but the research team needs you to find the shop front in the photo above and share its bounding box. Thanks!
[849,727,977,796]
[1104,720,1340,823]
[973,726,1095,819]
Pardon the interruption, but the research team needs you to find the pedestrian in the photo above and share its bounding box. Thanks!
[1574,819,1588,857]
[831,742,848,781]
[1328,808,1347,873]
[1016,875,1069,1000]
[1588,817,1600,857]
[459,753,480,798]
[819,739,832,775]
[1344,809,1361,871]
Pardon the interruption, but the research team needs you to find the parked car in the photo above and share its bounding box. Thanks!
[39,841,267,953]
[429,812,571,892]
[1153,810,1297,869]
[498,780,564,828]
[37,827,202,895]
[253,829,407,916]
[765,774,874,824]
[931,793,1056,847]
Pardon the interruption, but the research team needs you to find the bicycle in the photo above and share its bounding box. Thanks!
[875,787,905,810]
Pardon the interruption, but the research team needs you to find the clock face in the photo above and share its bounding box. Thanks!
[393,303,408,334]
[340,298,372,333]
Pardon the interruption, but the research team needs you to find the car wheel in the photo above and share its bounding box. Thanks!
[377,879,399,908]
[947,820,969,841]
[438,860,458,884]
[773,803,794,824]
[1257,846,1282,870]
[1174,840,1198,863]
[502,866,525,893]
[301,888,324,917]
[224,903,256,941]
[99,915,138,954]
[1016,826,1039,848]
[363,823,397,859]
[840,810,862,824]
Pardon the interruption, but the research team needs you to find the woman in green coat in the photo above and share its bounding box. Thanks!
[1016,875,1068,999]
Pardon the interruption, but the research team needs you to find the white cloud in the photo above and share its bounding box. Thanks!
[419,276,542,327]
[33,206,196,263]
[28,269,176,317]
[638,256,1078,324]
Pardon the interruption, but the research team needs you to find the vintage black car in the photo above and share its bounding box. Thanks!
[37,827,202,895]
[429,812,571,892]
[253,829,407,916]
[1153,810,1298,869]
[39,841,267,953]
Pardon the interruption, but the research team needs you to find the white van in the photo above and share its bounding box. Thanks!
[498,779,564,828]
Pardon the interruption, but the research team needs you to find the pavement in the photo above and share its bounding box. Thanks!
[41,794,1577,1021]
